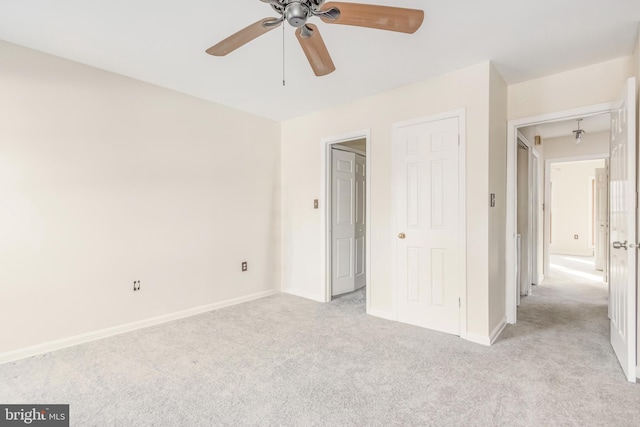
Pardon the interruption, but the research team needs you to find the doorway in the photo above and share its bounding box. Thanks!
[516,136,540,305]
[330,141,366,297]
[321,130,371,308]
[547,158,607,269]
[506,78,637,382]
[507,104,614,322]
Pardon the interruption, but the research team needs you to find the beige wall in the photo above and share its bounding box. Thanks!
[0,41,281,354]
[281,62,495,340]
[488,64,508,332]
[544,130,610,160]
[508,56,633,120]
[549,160,605,256]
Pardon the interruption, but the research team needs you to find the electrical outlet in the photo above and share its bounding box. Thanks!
[314,199,319,209]
[133,280,141,291]
[242,262,248,272]
[574,234,579,240]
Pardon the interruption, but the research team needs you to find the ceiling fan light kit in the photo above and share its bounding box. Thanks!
[206,1,424,77]
[573,118,586,144]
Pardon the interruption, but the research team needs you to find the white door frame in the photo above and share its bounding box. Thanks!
[516,132,540,297]
[390,109,467,339]
[543,154,609,276]
[321,130,371,310]
[531,147,540,287]
[506,102,613,323]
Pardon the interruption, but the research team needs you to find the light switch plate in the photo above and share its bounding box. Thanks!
[314,199,319,209]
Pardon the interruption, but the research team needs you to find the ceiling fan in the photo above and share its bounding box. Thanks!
[206,0,424,76]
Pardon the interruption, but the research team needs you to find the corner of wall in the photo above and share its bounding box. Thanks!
[632,28,640,77]
[635,27,640,372]
[488,62,508,334]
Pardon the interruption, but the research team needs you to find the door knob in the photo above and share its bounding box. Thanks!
[398,232,406,239]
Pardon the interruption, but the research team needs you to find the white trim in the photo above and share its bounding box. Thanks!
[636,366,640,380]
[367,308,396,322]
[391,108,467,338]
[464,333,491,346]
[531,149,541,287]
[332,145,366,156]
[545,153,610,163]
[464,318,507,347]
[506,102,613,324]
[588,175,596,250]
[282,288,325,302]
[0,290,278,365]
[490,317,508,345]
[320,129,371,314]
[458,110,468,339]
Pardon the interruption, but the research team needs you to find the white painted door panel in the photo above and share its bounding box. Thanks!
[393,117,460,335]
[595,168,608,272]
[332,149,355,296]
[609,77,636,383]
[354,154,366,290]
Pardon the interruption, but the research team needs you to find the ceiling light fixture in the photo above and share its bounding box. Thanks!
[573,118,585,144]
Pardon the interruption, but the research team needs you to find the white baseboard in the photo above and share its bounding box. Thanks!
[367,307,396,321]
[0,289,278,365]
[464,333,491,346]
[281,288,326,303]
[465,317,508,346]
[490,317,508,345]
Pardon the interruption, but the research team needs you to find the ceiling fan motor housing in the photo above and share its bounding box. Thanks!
[285,2,310,27]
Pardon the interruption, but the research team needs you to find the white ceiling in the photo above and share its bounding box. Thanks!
[0,1,639,121]
[529,113,611,139]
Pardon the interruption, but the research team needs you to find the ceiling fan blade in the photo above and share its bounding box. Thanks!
[206,17,281,56]
[296,24,336,77]
[320,2,424,34]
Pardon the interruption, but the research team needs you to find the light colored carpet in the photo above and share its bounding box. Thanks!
[1,277,639,426]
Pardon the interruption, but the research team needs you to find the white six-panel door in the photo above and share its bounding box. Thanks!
[354,154,366,291]
[393,116,461,335]
[332,149,356,296]
[609,77,637,383]
[594,167,608,272]
[331,149,366,296]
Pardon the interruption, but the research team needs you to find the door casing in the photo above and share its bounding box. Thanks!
[506,102,614,324]
[321,130,371,309]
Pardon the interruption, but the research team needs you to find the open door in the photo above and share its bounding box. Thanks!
[331,148,366,296]
[594,167,608,272]
[331,149,356,296]
[517,141,532,297]
[609,77,637,382]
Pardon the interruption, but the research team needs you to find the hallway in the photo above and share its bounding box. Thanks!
[498,253,640,423]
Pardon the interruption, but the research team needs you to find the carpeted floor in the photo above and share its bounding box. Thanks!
[1,271,639,426]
